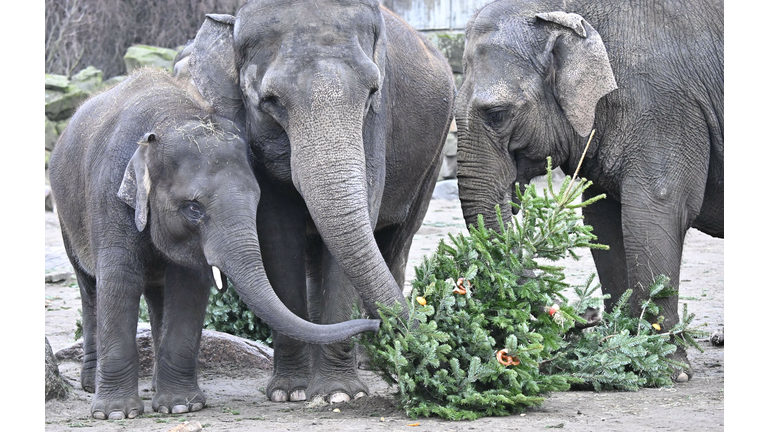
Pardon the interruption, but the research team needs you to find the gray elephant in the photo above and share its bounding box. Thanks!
[48,67,379,420]
[181,2,455,403]
[454,0,723,381]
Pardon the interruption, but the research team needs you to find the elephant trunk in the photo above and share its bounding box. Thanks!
[287,91,408,320]
[456,129,515,233]
[204,221,380,344]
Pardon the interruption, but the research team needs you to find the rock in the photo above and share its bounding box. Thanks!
[71,66,103,94]
[45,87,88,121]
[56,324,274,375]
[45,74,70,91]
[165,421,203,432]
[55,118,70,136]
[710,328,724,346]
[102,75,127,89]
[424,31,465,75]
[45,337,69,401]
[45,117,59,152]
[45,185,55,212]
[124,45,179,74]
[439,131,458,180]
[432,179,459,200]
[45,270,73,284]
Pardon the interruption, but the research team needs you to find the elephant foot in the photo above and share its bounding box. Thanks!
[80,364,96,393]
[152,387,206,414]
[269,388,307,402]
[91,394,144,420]
[315,391,367,404]
[266,374,310,402]
[306,370,369,403]
[670,345,693,383]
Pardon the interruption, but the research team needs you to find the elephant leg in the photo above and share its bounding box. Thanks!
[151,263,209,414]
[60,229,98,393]
[74,264,98,393]
[142,265,165,392]
[306,243,368,403]
[581,187,628,312]
[621,185,700,382]
[91,264,144,420]
[257,185,313,402]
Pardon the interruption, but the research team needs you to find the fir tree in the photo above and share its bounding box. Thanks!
[358,157,708,420]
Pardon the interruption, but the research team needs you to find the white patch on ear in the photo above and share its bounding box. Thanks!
[143,164,152,197]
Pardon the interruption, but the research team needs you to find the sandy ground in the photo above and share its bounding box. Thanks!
[44,179,725,431]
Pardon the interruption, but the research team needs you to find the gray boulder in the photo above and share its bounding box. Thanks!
[45,337,69,401]
[45,87,88,122]
[55,324,273,376]
[438,120,458,181]
[432,179,459,201]
[124,45,179,74]
[45,74,70,92]
[45,117,58,152]
[70,66,103,94]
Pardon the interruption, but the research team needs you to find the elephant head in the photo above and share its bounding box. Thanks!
[184,5,407,318]
[454,4,617,231]
[116,70,379,345]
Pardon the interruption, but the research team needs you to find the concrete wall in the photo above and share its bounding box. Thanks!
[382,0,493,31]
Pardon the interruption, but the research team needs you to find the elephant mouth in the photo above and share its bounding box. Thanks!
[508,182,523,215]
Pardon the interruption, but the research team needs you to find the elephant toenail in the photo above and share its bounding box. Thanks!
[172,405,190,414]
[270,390,288,402]
[108,411,126,420]
[92,411,106,420]
[329,392,351,404]
[353,392,367,400]
[289,389,307,401]
[190,403,204,412]
[127,409,139,419]
[157,406,169,414]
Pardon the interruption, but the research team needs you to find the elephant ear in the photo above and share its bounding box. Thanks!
[187,14,245,124]
[535,12,617,137]
[117,132,155,232]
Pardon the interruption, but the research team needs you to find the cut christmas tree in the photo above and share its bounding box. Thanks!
[358,158,708,420]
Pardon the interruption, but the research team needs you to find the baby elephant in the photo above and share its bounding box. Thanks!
[48,68,379,420]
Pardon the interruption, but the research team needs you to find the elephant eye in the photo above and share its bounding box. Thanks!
[485,108,508,129]
[181,201,205,222]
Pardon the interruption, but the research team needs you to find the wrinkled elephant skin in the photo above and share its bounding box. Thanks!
[179,3,455,403]
[454,0,723,381]
[48,68,380,419]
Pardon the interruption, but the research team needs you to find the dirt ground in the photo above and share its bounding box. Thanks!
[44,179,725,432]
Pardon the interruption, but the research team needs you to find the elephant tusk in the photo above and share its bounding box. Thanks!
[212,266,225,292]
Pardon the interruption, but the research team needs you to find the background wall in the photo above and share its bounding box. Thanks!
[382,0,490,31]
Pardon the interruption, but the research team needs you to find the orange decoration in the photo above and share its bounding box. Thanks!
[496,349,521,366]
[453,277,471,295]
[652,323,661,331]
[548,304,560,316]
[416,296,427,306]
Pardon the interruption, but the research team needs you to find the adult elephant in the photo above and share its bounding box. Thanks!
[184,2,455,403]
[454,0,723,381]
[48,67,380,420]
